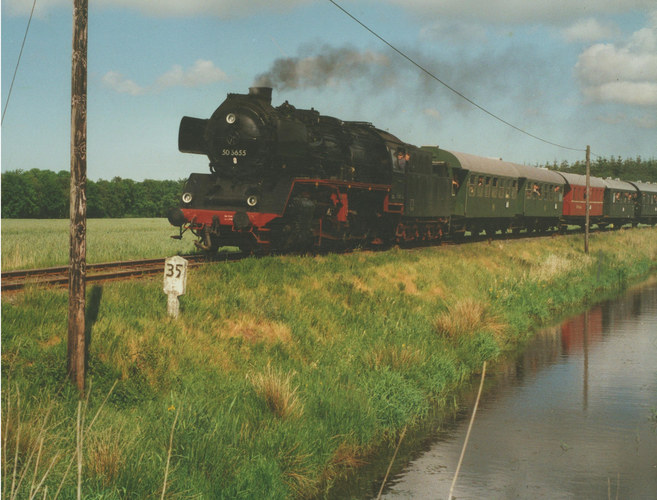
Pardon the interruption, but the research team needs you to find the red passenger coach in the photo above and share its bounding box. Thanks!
[557,172,605,228]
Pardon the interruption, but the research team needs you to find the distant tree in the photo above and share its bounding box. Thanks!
[549,156,657,183]
[1,170,40,218]
[2,168,186,219]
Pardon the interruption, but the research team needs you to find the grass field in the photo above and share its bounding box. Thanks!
[1,218,196,271]
[2,224,657,498]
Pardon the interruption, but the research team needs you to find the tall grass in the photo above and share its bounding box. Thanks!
[250,364,304,420]
[434,298,505,339]
[2,227,656,497]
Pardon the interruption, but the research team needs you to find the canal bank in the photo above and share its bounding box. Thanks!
[332,278,657,499]
[373,279,657,499]
[2,228,657,498]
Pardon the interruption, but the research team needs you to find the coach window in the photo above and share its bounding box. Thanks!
[451,172,460,196]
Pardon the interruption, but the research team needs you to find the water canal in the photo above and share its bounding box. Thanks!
[342,281,657,499]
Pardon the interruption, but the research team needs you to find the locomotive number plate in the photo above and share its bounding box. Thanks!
[222,149,247,157]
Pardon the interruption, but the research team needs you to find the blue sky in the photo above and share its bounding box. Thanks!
[2,0,656,181]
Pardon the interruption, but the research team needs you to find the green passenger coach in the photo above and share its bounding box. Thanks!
[422,147,564,237]
[602,179,638,227]
[629,181,657,225]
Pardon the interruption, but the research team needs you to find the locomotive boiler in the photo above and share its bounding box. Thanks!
[168,87,452,252]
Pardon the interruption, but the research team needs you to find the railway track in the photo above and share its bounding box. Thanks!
[0,225,632,293]
[0,254,238,293]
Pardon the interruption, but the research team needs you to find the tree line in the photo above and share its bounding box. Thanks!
[1,169,184,219]
[540,156,657,183]
[2,156,656,219]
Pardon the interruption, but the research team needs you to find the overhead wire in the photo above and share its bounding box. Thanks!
[2,0,596,159]
[2,0,38,126]
[327,0,587,154]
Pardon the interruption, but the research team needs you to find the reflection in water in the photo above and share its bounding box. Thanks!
[377,282,657,499]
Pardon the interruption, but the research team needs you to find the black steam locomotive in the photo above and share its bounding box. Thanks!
[168,86,451,252]
[168,87,657,252]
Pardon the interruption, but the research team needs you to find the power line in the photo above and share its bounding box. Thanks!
[327,0,586,153]
[2,0,38,126]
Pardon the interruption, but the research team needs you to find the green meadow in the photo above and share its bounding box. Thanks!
[2,224,656,498]
[1,218,195,271]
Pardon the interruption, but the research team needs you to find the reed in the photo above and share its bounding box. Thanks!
[434,297,505,339]
[249,364,304,420]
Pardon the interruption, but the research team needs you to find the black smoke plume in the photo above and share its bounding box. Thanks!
[253,44,393,91]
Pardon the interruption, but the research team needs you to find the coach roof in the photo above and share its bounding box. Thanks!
[603,178,637,191]
[445,150,564,184]
[557,171,606,189]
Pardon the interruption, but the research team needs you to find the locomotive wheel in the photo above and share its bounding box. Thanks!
[274,197,316,253]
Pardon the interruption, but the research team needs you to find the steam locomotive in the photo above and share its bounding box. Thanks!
[168,87,657,252]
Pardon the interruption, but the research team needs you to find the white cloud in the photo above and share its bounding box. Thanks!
[595,113,626,125]
[420,20,488,43]
[101,71,146,95]
[423,108,442,120]
[379,0,656,25]
[101,60,227,95]
[4,0,655,23]
[3,0,312,18]
[633,114,657,128]
[562,18,619,43]
[156,60,228,89]
[583,81,657,106]
[575,12,657,106]
[107,0,311,18]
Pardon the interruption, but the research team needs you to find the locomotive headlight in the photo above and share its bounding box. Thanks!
[246,195,258,207]
[182,192,193,204]
[226,113,236,124]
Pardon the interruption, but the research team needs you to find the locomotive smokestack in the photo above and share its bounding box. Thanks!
[178,116,209,155]
[248,87,272,104]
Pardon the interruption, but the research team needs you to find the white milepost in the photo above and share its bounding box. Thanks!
[163,256,188,318]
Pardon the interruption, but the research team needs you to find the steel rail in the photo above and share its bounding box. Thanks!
[0,253,237,292]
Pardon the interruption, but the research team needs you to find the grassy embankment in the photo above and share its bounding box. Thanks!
[2,225,657,498]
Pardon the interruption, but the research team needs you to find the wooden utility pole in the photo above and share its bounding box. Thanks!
[68,0,88,395]
[585,145,590,254]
